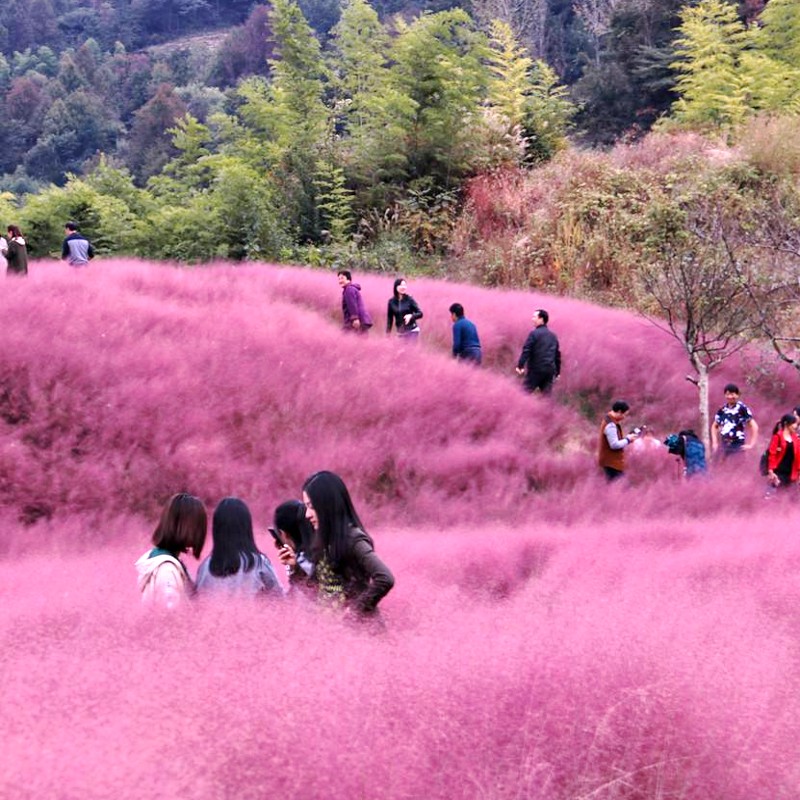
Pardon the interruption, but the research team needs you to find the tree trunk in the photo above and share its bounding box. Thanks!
[692,356,711,454]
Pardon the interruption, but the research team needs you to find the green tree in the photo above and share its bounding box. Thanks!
[522,60,575,161]
[758,0,800,67]
[329,0,415,204]
[390,10,488,187]
[667,0,749,129]
[485,19,532,132]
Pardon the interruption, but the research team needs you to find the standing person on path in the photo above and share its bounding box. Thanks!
[598,400,640,481]
[61,221,94,267]
[765,413,800,491]
[449,303,482,365]
[386,278,423,342]
[337,269,373,333]
[711,383,758,459]
[5,225,27,276]
[515,309,561,393]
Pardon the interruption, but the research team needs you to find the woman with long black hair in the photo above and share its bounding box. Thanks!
[386,277,423,341]
[302,471,394,616]
[196,497,282,596]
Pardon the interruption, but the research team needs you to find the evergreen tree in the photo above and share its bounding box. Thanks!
[668,0,749,129]
[329,0,415,205]
[485,19,532,132]
[758,0,800,67]
[390,9,488,188]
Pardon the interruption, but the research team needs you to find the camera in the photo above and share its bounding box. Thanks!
[632,425,646,436]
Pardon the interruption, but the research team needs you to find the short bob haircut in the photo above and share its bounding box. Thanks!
[535,309,549,325]
[392,277,407,301]
[611,400,630,414]
[152,493,207,558]
[7,224,22,239]
[303,471,369,567]
[724,383,740,394]
[337,269,352,281]
[209,497,262,577]
[449,303,464,318]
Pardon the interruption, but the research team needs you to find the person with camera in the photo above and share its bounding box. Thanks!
[598,400,640,481]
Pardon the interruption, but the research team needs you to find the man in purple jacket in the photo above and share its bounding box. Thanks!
[337,270,373,334]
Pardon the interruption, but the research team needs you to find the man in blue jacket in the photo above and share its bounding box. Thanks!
[62,221,95,267]
[515,308,561,393]
[449,303,482,364]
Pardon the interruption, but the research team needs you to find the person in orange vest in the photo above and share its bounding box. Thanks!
[598,400,640,481]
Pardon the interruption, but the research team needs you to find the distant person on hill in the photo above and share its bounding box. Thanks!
[711,383,758,459]
[449,303,482,365]
[765,413,799,491]
[338,269,373,333]
[61,221,94,267]
[302,470,394,619]
[515,309,561,393]
[272,499,316,592]
[5,225,28,276]
[0,230,7,272]
[196,497,283,597]
[598,400,639,481]
[386,277,423,341]
[135,493,208,609]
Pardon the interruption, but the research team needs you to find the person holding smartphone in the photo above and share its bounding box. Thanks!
[270,500,316,590]
[301,471,394,617]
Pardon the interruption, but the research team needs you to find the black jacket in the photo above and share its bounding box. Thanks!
[386,296,423,334]
[517,325,561,376]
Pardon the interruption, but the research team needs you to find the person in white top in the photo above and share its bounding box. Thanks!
[135,493,208,609]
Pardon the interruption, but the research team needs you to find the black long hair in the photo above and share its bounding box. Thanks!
[273,499,314,553]
[302,471,369,566]
[208,497,262,577]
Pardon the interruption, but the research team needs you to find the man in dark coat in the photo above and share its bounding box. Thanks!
[515,309,561,393]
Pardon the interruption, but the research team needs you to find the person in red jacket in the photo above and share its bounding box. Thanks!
[766,413,800,489]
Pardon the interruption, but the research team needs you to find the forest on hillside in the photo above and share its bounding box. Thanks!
[1,0,799,372]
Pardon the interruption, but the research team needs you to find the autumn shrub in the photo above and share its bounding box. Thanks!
[740,116,800,178]
[447,130,799,309]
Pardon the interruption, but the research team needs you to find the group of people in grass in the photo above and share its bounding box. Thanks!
[136,471,394,619]
[599,384,800,492]
[2,222,95,276]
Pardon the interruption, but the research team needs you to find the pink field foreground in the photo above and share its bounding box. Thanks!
[1,259,799,799]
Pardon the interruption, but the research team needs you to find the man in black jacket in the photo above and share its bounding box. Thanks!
[515,309,561,393]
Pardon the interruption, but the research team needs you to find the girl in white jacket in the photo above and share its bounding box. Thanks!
[135,493,208,609]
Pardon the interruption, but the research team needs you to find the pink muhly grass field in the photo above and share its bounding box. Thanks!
[1,259,799,799]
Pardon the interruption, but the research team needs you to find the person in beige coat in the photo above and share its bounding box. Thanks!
[135,493,208,609]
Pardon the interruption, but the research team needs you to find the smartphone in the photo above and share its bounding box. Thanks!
[268,527,284,549]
